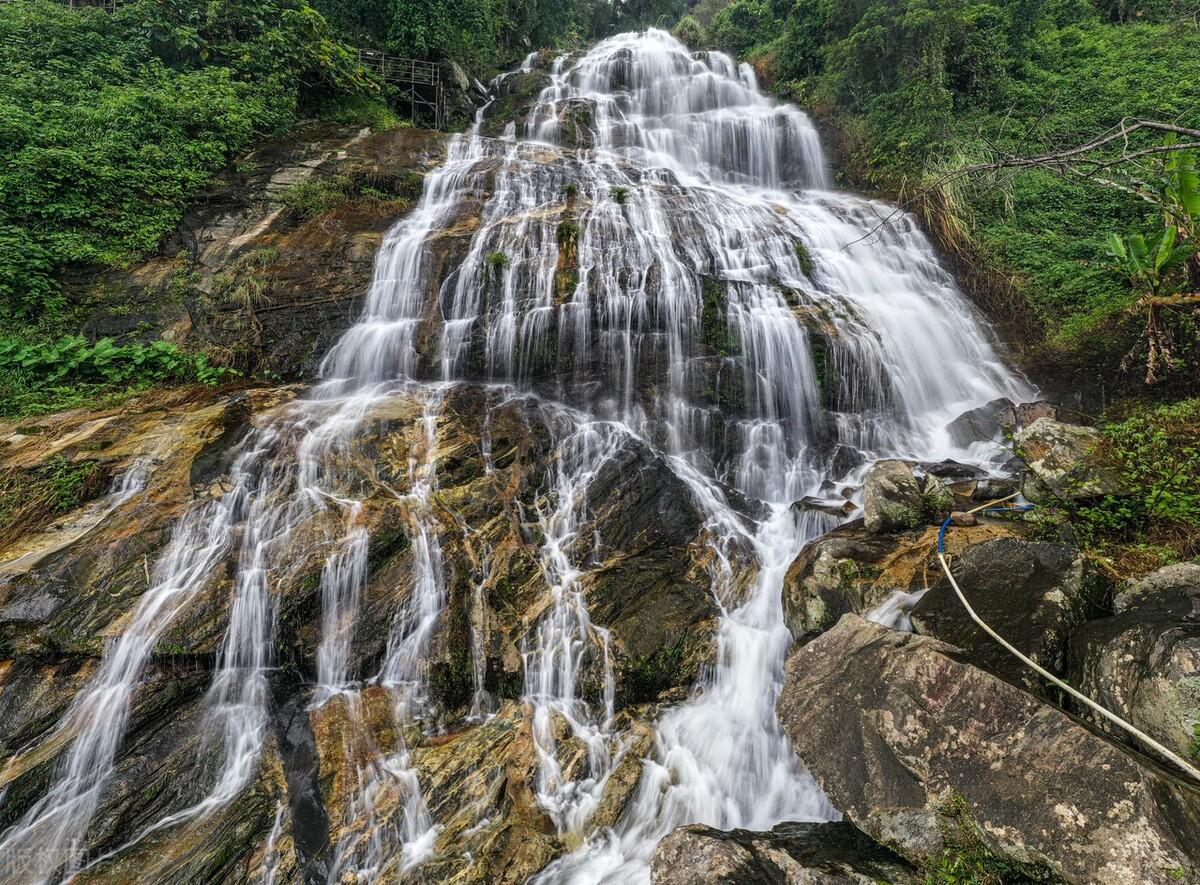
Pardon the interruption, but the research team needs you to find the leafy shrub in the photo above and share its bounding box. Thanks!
[0,336,230,388]
[309,93,406,130]
[0,335,234,416]
[673,14,707,48]
[1068,398,1200,566]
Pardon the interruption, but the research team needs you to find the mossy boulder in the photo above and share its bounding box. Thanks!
[862,460,923,534]
[1069,562,1200,756]
[778,615,1200,884]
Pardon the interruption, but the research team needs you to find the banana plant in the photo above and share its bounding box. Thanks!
[1105,224,1194,296]
[1161,141,1200,289]
[1107,217,1197,384]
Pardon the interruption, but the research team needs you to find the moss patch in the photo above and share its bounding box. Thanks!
[701,276,739,356]
[0,456,106,547]
[620,637,687,704]
[922,794,1062,884]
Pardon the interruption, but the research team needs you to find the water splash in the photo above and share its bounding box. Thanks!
[865,588,929,632]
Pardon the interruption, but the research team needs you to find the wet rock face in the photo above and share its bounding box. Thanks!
[479,69,555,140]
[862,460,922,534]
[72,124,449,381]
[782,521,1017,642]
[777,615,1200,885]
[0,382,719,879]
[649,821,917,884]
[335,385,719,712]
[946,397,1016,447]
[1069,562,1200,756]
[911,537,1109,692]
[782,524,923,639]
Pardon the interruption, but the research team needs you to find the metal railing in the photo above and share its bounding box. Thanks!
[356,49,446,129]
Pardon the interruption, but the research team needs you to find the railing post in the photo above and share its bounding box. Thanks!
[355,48,446,130]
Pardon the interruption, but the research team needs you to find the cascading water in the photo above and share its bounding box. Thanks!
[866,588,930,632]
[0,27,1033,884]
[0,433,275,879]
[523,416,627,837]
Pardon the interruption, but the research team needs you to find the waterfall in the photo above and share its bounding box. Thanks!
[523,417,627,837]
[0,27,1032,884]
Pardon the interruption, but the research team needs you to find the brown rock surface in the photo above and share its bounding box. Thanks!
[778,615,1200,885]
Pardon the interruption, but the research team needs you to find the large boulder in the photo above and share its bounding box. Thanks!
[946,397,1016,447]
[1014,416,1127,502]
[1069,562,1200,756]
[782,522,1018,641]
[911,538,1108,691]
[862,460,923,534]
[649,821,917,884]
[778,615,1200,884]
[1017,400,1058,426]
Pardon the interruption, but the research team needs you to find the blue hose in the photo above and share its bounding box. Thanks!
[937,504,1035,554]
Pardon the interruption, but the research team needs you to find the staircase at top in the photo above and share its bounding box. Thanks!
[0,28,1029,885]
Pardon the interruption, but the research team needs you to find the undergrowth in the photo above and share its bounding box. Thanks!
[280,169,422,220]
[1065,397,1200,575]
[0,336,233,418]
[0,457,107,547]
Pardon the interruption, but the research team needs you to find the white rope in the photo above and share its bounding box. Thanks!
[936,550,1200,784]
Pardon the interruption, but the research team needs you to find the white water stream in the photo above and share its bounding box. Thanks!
[0,28,1030,884]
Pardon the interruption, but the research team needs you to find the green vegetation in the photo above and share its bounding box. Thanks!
[280,168,422,220]
[621,637,687,704]
[1068,397,1200,570]
[794,238,814,277]
[922,794,1061,884]
[701,276,739,356]
[556,222,581,302]
[697,0,1200,392]
[313,0,690,75]
[486,250,510,271]
[0,335,232,417]
[0,456,106,546]
[609,185,630,204]
[0,0,372,328]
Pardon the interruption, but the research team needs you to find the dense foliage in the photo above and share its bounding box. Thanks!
[697,0,1200,389]
[1068,396,1200,569]
[313,0,689,74]
[0,0,370,326]
[0,335,233,417]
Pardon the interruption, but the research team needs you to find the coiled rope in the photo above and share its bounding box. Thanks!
[936,495,1200,784]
